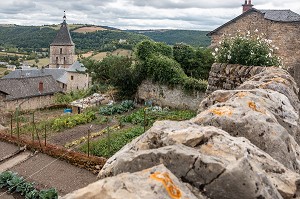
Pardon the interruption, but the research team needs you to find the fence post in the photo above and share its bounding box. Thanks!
[16,107,20,150]
[87,128,90,157]
[44,124,47,146]
[10,113,13,137]
[32,112,35,144]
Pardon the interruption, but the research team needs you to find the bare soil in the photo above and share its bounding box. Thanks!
[10,153,98,196]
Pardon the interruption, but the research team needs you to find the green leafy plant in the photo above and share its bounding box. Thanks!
[99,100,135,116]
[0,171,15,188]
[214,32,281,66]
[39,188,58,199]
[80,126,144,158]
[52,111,96,131]
[25,189,39,199]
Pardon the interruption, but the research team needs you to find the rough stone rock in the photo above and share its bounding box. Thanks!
[238,67,300,111]
[198,89,300,144]
[61,164,200,199]
[99,120,300,199]
[191,88,300,172]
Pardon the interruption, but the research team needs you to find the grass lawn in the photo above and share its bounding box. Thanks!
[26,58,49,67]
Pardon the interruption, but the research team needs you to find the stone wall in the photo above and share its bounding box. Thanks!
[210,11,300,86]
[137,80,205,111]
[64,67,300,199]
[3,95,56,111]
[206,63,266,94]
[49,45,75,68]
[66,72,90,92]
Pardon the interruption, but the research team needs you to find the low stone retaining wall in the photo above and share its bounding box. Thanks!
[137,80,205,111]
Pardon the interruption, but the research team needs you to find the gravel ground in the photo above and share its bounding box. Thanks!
[10,153,98,196]
[0,141,18,159]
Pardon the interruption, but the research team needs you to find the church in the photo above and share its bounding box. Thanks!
[0,12,90,111]
[49,11,75,68]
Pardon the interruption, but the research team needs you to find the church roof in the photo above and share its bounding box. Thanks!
[2,68,66,82]
[0,76,63,101]
[51,13,74,46]
[66,61,87,73]
[208,8,300,36]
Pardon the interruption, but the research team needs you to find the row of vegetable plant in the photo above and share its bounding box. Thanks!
[0,171,58,199]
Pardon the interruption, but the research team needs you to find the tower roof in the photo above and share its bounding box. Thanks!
[51,11,74,46]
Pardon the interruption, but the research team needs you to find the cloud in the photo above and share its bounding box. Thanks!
[0,0,299,30]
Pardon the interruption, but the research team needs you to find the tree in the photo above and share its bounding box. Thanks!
[135,40,173,61]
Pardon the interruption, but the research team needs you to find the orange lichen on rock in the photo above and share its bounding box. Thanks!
[248,101,265,114]
[210,106,233,116]
[236,92,248,98]
[150,172,182,199]
[272,77,288,85]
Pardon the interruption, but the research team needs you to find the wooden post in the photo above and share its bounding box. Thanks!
[44,124,47,146]
[143,108,146,133]
[87,128,90,157]
[107,126,110,156]
[16,107,20,150]
[10,113,13,137]
[32,112,35,144]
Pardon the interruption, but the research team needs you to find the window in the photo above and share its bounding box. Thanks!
[60,48,63,54]
[71,76,74,80]
[56,57,58,64]
[64,57,66,64]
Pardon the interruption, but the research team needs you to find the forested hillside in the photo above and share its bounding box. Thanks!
[0,25,149,52]
[128,30,211,47]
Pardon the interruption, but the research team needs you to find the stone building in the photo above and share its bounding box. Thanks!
[2,62,90,93]
[49,11,75,68]
[0,76,63,111]
[207,0,300,85]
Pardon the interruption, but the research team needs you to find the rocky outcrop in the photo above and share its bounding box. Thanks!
[64,65,300,199]
[61,164,201,199]
[98,121,300,198]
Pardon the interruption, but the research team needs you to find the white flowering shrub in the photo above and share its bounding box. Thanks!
[214,32,281,67]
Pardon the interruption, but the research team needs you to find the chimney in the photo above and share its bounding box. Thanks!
[243,0,253,13]
[39,81,44,93]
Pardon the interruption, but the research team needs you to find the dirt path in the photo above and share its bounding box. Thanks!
[48,121,117,147]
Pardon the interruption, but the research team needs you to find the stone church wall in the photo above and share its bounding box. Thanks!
[49,45,75,68]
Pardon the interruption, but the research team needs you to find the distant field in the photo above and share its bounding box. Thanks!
[90,49,132,61]
[43,24,84,30]
[73,26,107,33]
[0,52,25,57]
[26,58,49,67]
[0,67,8,77]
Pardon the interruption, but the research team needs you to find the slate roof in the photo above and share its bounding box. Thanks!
[50,20,74,46]
[66,61,87,73]
[208,8,300,36]
[2,68,66,83]
[0,76,63,101]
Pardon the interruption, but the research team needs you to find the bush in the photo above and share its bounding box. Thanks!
[214,32,281,66]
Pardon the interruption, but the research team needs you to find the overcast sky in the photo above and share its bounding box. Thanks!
[0,0,299,30]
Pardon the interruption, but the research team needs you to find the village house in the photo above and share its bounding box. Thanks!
[207,0,300,86]
[0,76,62,111]
[2,61,90,93]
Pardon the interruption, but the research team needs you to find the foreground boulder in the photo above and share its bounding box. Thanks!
[61,164,200,199]
[192,88,300,172]
[99,121,300,199]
